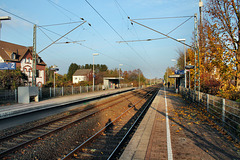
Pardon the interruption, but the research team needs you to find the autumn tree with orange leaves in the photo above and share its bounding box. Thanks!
[205,0,240,91]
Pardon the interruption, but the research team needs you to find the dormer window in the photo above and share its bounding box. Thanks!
[38,58,41,64]
[11,52,16,59]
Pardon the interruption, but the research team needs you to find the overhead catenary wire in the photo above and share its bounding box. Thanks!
[47,0,72,20]
[45,0,139,70]
[39,21,84,27]
[117,16,193,43]
[38,21,87,54]
[38,22,136,69]
[113,0,157,77]
[130,19,193,48]
[132,16,194,21]
[84,0,149,67]
[0,7,36,25]
[38,27,54,42]
[47,0,84,20]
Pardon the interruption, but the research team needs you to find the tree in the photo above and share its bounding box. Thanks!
[176,48,185,70]
[67,63,79,81]
[205,0,240,90]
[0,68,28,90]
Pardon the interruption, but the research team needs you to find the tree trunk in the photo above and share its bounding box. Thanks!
[237,52,240,90]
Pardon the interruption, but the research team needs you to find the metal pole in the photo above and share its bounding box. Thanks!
[119,65,120,88]
[93,55,95,92]
[184,40,186,88]
[167,69,168,84]
[54,71,55,97]
[0,21,2,40]
[139,69,140,89]
[32,24,37,86]
[189,70,190,89]
[222,99,226,125]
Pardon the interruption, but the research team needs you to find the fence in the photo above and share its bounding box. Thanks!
[0,89,17,105]
[179,86,240,140]
[0,84,130,105]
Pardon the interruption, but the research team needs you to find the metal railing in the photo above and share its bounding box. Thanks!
[0,84,131,105]
[0,89,17,105]
[179,86,240,140]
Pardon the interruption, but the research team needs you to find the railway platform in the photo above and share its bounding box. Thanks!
[0,88,133,120]
[120,87,240,160]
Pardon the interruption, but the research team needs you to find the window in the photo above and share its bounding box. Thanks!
[38,58,41,64]
[36,70,39,78]
[11,53,16,59]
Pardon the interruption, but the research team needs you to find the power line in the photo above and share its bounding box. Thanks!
[38,21,87,54]
[118,16,193,43]
[113,0,156,76]
[39,21,84,27]
[132,16,194,21]
[0,7,36,25]
[84,0,150,68]
[130,19,193,48]
[45,0,142,70]
[47,0,84,20]
[38,27,54,42]
[47,0,73,20]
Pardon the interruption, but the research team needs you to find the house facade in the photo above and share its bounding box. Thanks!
[72,69,92,84]
[0,40,46,87]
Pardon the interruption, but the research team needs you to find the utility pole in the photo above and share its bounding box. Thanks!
[199,0,203,26]
[194,14,200,92]
[32,24,37,86]
[138,69,140,89]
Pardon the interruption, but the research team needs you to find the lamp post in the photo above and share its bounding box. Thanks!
[185,65,195,89]
[119,64,123,88]
[50,65,59,97]
[177,39,186,88]
[138,69,140,89]
[92,53,99,91]
[0,16,11,40]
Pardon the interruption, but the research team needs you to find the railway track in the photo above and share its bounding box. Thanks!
[62,86,159,160]
[0,86,159,159]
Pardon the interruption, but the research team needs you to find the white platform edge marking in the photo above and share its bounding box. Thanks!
[164,87,173,160]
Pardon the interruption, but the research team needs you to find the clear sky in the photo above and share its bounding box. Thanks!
[0,0,200,79]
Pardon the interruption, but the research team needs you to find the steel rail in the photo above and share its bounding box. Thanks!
[61,87,158,160]
[0,91,137,158]
[107,88,159,159]
[0,91,135,142]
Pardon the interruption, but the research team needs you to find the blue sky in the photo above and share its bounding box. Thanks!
[0,0,200,79]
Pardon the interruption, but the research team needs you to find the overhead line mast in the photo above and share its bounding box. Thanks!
[129,19,192,48]
[129,15,200,91]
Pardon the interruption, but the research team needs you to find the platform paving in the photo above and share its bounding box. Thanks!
[120,88,240,160]
[0,88,133,119]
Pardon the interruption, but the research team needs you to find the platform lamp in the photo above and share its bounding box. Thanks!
[0,16,11,40]
[177,38,186,88]
[93,53,99,92]
[50,65,59,97]
[119,64,123,88]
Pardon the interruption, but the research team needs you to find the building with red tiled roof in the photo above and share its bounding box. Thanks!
[72,69,92,84]
[0,40,46,87]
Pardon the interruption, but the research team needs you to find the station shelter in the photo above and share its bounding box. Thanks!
[103,77,124,89]
[168,74,184,93]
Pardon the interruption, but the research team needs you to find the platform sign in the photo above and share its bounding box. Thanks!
[0,62,16,70]
[174,70,184,75]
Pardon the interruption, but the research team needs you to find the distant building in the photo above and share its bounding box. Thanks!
[72,69,92,84]
[0,40,46,87]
